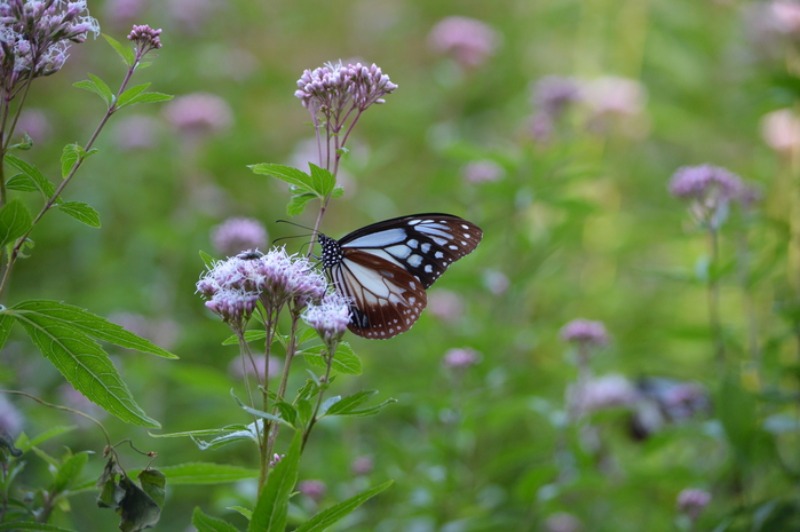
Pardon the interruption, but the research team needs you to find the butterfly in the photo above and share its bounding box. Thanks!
[318,213,483,339]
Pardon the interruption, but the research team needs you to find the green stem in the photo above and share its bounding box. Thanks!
[707,227,725,368]
[301,342,336,451]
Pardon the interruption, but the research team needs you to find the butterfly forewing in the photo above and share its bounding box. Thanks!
[320,213,482,339]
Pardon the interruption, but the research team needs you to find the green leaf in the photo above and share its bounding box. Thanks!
[10,304,160,428]
[331,185,344,198]
[0,313,14,351]
[248,431,301,532]
[6,173,39,192]
[192,507,241,532]
[12,300,178,359]
[116,82,151,108]
[150,424,258,451]
[295,480,393,532]
[73,74,114,106]
[123,92,173,106]
[134,463,258,485]
[23,425,77,450]
[103,33,135,66]
[249,163,315,193]
[287,192,317,217]
[221,329,266,346]
[308,164,336,197]
[138,469,166,508]
[0,199,32,247]
[322,390,377,416]
[302,342,362,375]
[199,249,216,268]
[57,201,101,228]
[0,523,78,531]
[326,394,396,418]
[53,451,90,493]
[4,153,56,198]
[60,143,81,179]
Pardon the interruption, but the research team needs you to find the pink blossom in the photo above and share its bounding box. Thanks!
[428,16,499,69]
[163,93,233,137]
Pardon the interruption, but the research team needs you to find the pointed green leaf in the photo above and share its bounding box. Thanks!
[53,451,90,493]
[138,469,166,508]
[302,342,362,375]
[4,153,56,198]
[87,73,114,106]
[322,390,377,416]
[0,523,78,531]
[116,83,151,108]
[0,199,33,247]
[149,424,258,450]
[287,192,317,216]
[192,507,241,532]
[248,431,301,532]
[0,313,14,351]
[308,164,336,197]
[123,92,173,106]
[6,173,39,192]
[24,425,78,450]
[295,480,393,532]
[56,201,101,228]
[12,300,178,359]
[133,463,258,485]
[103,33,135,65]
[10,306,160,428]
[61,143,81,179]
[249,163,315,193]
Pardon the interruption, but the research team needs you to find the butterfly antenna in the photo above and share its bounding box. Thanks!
[276,219,315,231]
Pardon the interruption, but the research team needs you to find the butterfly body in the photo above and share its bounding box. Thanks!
[319,213,482,339]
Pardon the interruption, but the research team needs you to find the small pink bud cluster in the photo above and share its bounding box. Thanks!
[669,165,756,228]
[302,292,351,344]
[560,319,609,348]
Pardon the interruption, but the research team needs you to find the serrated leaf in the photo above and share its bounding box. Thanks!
[0,314,14,351]
[4,153,56,198]
[134,463,258,486]
[192,507,241,532]
[87,73,114,106]
[322,390,377,416]
[61,143,81,179]
[10,305,160,428]
[0,522,78,531]
[123,92,173,106]
[53,451,90,493]
[248,431,301,532]
[302,342,362,375]
[308,164,336,197]
[0,199,33,247]
[295,480,393,532]
[103,33,135,66]
[287,192,317,216]
[6,173,38,192]
[116,83,151,108]
[57,201,101,228]
[12,300,178,359]
[249,163,316,193]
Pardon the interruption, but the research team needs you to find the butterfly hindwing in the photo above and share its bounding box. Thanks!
[320,213,482,339]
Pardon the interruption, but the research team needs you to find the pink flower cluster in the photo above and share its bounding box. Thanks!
[294,61,397,118]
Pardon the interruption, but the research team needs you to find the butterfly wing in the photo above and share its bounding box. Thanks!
[331,250,427,339]
[322,213,482,339]
[339,213,483,288]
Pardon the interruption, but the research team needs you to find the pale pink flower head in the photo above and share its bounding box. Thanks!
[761,108,800,155]
[295,60,397,117]
[443,347,480,370]
[462,160,504,184]
[669,164,744,228]
[768,0,800,35]
[677,488,711,521]
[127,24,162,57]
[482,269,509,295]
[428,16,499,69]
[532,75,582,117]
[569,374,637,416]
[113,114,161,151]
[428,289,463,322]
[581,76,646,118]
[103,0,146,28]
[163,92,233,137]
[560,319,609,348]
[302,292,351,344]
[298,479,326,503]
[351,455,374,476]
[16,108,51,143]
[544,512,583,532]
[211,217,268,256]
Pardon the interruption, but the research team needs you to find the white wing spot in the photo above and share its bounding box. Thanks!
[461,224,470,229]
[461,240,468,246]
[424,264,433,273]
[408,219,422,225]
[431,236,448,246]
[407,254,423,267]
[448,245,458,250]
[386,244,412,259]
[435,251,444,259]
[421,243,431,253]
[408,239,419,249]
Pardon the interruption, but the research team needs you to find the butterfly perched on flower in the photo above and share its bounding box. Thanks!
[318,213,482,339]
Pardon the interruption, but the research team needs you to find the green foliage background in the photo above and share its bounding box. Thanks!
[3,0,799,530]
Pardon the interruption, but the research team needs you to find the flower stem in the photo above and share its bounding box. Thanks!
[707,227,725,368]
